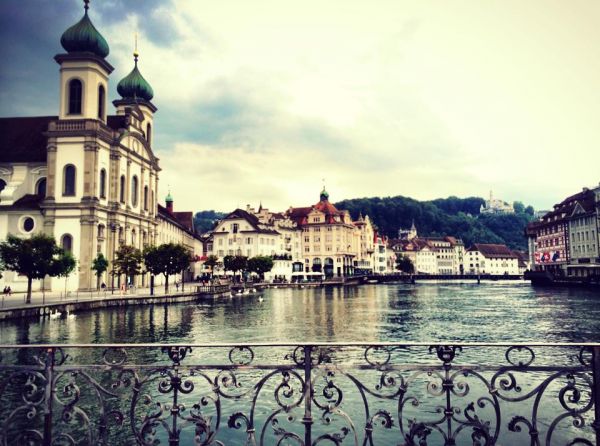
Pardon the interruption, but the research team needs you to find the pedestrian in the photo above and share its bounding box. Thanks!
[7,286,11,296]
[175,281,180,292]
[100,282,106,290]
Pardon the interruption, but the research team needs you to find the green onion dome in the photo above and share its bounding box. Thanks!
[117,53,154,102]
[165,191,173,202]
[320,186,329,201]
[60,1,109,58]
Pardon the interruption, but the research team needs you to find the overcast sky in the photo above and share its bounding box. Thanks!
[1,0,599,212]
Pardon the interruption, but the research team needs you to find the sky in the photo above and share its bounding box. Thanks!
[1,0,599,213]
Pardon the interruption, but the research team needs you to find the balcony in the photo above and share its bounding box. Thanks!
[0,342,598,445]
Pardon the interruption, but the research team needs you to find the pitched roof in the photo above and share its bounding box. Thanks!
[157,204,201,240]
[221,208,280,234]
[173,211,194,231]
[106,115,127,131]
[0,194,44,209]
[0,116,57,163]
[468,243,518,259]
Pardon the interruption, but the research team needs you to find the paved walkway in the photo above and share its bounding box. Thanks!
[0,285,200,311]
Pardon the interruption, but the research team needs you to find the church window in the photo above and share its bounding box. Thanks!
[144,186,148,210]
[119,175,125,203]
[146,123,152,145]
[22,217,35,233]
[99,169,107,198]
[132,176,138,206]
[68,79,83,115]
[61,234,73,253]
[98,85,105,120]
[63,165,76,196]
[36,178,46,197]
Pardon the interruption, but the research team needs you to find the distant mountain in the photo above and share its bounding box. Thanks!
[334,196,535,250]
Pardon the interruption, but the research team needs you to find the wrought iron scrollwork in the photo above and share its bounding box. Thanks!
[0,343,597,445]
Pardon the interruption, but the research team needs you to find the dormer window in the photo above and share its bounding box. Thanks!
[68,79,82,115]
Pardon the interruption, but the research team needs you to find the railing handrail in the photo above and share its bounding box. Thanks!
[0,341,599,348]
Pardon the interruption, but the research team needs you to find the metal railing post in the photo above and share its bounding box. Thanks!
[303,345,313,446]
[43,348,55,446]
[592,346,600,445]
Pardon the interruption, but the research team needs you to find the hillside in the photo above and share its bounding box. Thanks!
[334,196,534,250]
[194,196,535,250]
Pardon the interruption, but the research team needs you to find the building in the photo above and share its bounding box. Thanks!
[286,188,359,277]
[480,190,514,214]
[0,2,202,292]
[465,244,520,275]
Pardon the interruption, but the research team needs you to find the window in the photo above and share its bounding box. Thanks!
[61,234,73,253]
[232,223,239,234]
[146,123,152,145]
[68,79,82,115]
[120,175,125,203]
[36,178,46,197]
[99,169,107,198]
[131,176,138,206]
[98,224,105,239]
[0,178,5,194]
[22,217,35,232]
[63,164,76,196]
[144,186,148,210]
[98,85,105,120]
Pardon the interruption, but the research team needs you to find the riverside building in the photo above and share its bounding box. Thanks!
[0,1,202,292]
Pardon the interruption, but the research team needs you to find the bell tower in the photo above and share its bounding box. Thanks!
[54,0,114,122]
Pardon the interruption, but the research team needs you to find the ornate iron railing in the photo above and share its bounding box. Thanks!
[0,342,598,445]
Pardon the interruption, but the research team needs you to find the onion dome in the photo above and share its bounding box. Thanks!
[165,191,173,203]
[117,52,154,102]
[320,186,329,201]
[60,0,109,58]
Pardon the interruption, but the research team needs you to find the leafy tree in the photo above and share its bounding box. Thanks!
[0,234,76,303]
[143,243,193,293]
[513,201,525,214]
[91,253,109,290]
[247,256,274,280]
[193,210,227,234]
[396,255,415,274]
[113,245,143,288]
[223,255,247,281]
[525,205,535,216]
[203,255,221,278]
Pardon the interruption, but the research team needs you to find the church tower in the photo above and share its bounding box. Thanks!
[45,0,114,291]
[55,0,113,121]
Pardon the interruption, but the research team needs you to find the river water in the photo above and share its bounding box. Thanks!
[0,282,598,445]
[1,282,598,344]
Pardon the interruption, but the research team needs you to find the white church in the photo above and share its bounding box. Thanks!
[0,1,203,292]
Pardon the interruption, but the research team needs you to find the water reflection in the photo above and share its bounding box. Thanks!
[0,283,598,345]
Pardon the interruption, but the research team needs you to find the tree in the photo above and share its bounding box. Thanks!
[247,256,274,281]
[143,243,193,293]
[513,201,525,214]
[113,245,143,289]
[91,253,109,290]
[203,255,221,278]
[223,255,247,282]
[396,254,415,274]
[0,234,77,303]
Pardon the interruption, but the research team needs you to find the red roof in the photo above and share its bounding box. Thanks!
[467,243,518,259]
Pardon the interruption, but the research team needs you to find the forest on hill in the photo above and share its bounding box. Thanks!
[194,196,535,251]
[334,196,535,250]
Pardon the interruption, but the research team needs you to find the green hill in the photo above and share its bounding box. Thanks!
[334,196,535,250]
[194,196,535,250]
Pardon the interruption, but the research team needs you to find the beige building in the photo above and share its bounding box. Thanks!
[466,244,520,275]
[0,3,201,292]
[287,188,360,277]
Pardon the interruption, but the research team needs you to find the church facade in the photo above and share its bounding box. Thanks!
[0,2,202,292]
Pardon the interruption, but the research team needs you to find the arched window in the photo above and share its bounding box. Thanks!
[131,230,136,246]
[131,176,138,206]
[146,123,152,145]
[97,224,105,239]
[63,165,76,196]
[99,169,106,199]
[68,79,82,115]
[61,234,73,253]
[97,85,105,120]
[0,179,6,194]
[143,186,148,210]
[36,178,46,196]
[119,175,125,203]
